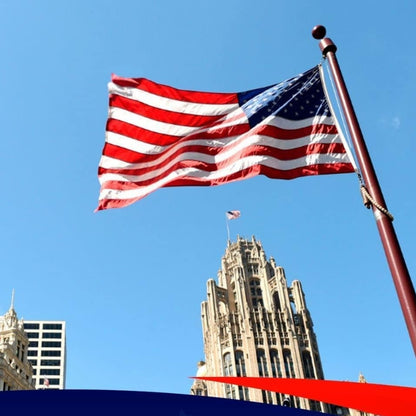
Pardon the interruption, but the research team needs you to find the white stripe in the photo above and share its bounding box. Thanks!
[100,131,343,172]
[105,110,337,157]
[99,153,352,201]
[109,82,239,116]
[109,107,197,137]
[103,131,240,158]
[267,114,336,130]
[99,149,350,184]
[109,105,247,138]
[105,132,166,154]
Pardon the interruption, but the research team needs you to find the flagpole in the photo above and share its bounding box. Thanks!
[312,25,416,355]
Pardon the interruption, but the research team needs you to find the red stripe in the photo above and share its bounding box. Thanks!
[111,75,239,105]
[99,146,353,189]
[105,119,250,151]
[104,118,337,161]
[101,163,353,191]
[99,142,349,178]
[102,121,341,165]
[96,162,354,211]
[255,123,338,139]
[110,94,226,127]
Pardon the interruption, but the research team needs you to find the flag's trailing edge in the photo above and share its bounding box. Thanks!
[96,65,355,211]
[226,210,241,220]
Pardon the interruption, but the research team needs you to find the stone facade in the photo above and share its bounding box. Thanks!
[0,299,35,391]
[191,236,327,412]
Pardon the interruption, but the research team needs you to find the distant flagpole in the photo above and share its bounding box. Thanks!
[312,25,416,355]
[226,216,231,242]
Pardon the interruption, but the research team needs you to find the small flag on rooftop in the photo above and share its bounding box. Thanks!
[226,210,241,220]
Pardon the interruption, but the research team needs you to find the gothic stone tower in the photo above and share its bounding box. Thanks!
[0,295,35,391]
[194,236,328,412]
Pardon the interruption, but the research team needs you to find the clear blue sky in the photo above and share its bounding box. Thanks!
[1,0,415,394]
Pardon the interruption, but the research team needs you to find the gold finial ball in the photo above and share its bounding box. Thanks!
[312,25,326,39]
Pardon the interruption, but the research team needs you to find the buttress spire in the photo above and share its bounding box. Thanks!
[10,288,15,311]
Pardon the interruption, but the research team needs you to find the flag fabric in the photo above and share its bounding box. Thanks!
[226,210,241,220]
[44,378,50,387]
[96,65,355,211]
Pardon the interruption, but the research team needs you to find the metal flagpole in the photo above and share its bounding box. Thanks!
[311,25,416,355]
[226,216,231,242]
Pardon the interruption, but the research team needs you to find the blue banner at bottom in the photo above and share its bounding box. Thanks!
[0,390,325,416]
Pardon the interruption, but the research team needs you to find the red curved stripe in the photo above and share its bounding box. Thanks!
[194,377,416,416]
[110,94,226,128]
[111,75,239,104]
[99,142,350,178]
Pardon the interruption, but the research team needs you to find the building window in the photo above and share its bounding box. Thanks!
[223,353,235,399]
[41,350,61,357]
[235,351,246,376]
[29,341,38,348]
[302,351,315,379]
[223,353,233,376]
[247,264,259,275]
[41,378,59,385]
[283,350,295,377]
[232,334,242,347]
[28,359,37,366]
[309,400,321,412]
[258,350,274,405]
[26,332,39,338]
[250,279,263,308]
[261,390,273,404]
[42,341,61,348]
[235,350,249,400]
[273,292,281,310]
[256,349,269,377]
[40,359,60,366]
[40,369,60,376]
[270,349,282,377]
[24,323,40,330]
[27,350,37,357]
[43,332,61,339]
[43,323,62,330]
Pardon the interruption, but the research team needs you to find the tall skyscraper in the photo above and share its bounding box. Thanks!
[191,236,328,413]
[24,321,66,389]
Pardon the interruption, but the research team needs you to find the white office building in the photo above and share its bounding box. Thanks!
[24,321,66,389]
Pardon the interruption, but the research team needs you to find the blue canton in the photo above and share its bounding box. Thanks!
[237,66,331,128]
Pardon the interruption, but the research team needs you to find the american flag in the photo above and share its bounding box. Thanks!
[226,210,241,220]
[96,65,355,211]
